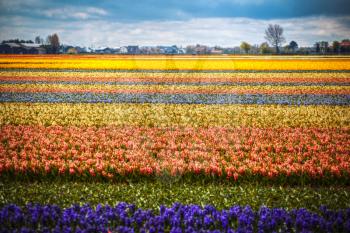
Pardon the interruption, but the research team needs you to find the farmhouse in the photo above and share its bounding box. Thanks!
[127,46,140,54]
[0,42,46,54]
[210,48,224,55]
[340,41,350,53]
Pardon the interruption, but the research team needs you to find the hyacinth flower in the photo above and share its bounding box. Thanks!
[1,92,349,105]
[1,203,350,232]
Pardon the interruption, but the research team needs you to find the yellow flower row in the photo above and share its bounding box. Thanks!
[1,55,349,60]
[0,71,349,80]
[0,58,349,70]
[1,103,348,128]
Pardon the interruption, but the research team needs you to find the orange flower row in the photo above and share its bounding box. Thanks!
[1,125,349,180]
[1,86,348,95]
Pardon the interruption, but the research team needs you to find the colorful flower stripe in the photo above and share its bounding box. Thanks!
[1,92,349,105]
[1,58,350,70]
[0,125,349,179]
[1,84,349,95]
[1,71,349,89]
[2,80,350,87]
[1,203,349,233]
[1,76,349,84]
[2,103,348,128]
[3,69,350,74]
[1,71,349,79]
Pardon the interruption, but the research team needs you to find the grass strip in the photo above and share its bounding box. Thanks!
[1,178,349,212]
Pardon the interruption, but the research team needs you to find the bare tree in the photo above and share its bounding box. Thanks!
[46,33,60,54]
[35,36,44,44]
[265,24,285,54]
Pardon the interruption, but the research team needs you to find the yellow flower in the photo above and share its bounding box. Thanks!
[1,103,348,128]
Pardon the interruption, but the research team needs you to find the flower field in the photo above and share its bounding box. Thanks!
[2,203,349,233]
[0,55,349,232]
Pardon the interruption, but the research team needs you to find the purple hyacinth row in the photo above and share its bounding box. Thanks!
[1,93,349,105]
[1,203,350,233]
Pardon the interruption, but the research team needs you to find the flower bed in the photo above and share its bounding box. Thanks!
[1,125,349,181]
[0,55,349,230]
[1,203,350,233]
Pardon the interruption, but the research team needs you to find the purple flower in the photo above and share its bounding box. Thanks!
[0,203,349,232]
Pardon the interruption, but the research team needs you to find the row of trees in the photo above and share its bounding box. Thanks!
[241,24,290,54]
[34,34,60,54]
[4,25,349,54]
[315,40,350,54]
[240,24,350,54]
[1,34,60,54]
[240,40,298,54]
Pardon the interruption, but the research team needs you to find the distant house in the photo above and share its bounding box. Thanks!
[0,43,13,54]
[60,45,90,54]
[120,46,128,54]
[67,47,78,54]
[162,45,178,54]
[104,48,119,54]
[93,47,119,54]
[140,46,162,54]
[21,43,46,54]
[127,46,140,54]
[194,45,210,55]
[155,45,178,54]
[93,47,107,54]
[340,41,350,53]
[0,42,45,54]
[186,44,210,55]
[75,46,88,53]
[178,48,185,54]
[210,48,223,55]
[140,46,152,54]
[0,43,26,54]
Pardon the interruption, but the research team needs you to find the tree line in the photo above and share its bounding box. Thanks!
[34,34,60,54]
[2,33,61,54]
[3,25,350,54]
[240,24,350,54]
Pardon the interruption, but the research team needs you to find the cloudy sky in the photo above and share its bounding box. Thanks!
[0,0,349,47]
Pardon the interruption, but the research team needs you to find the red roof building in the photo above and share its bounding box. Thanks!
[340,41,350,47]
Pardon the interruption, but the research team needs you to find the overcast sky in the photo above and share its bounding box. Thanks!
[0,0,349,47]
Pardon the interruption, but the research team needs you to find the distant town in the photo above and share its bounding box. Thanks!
[1,33,350,55]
